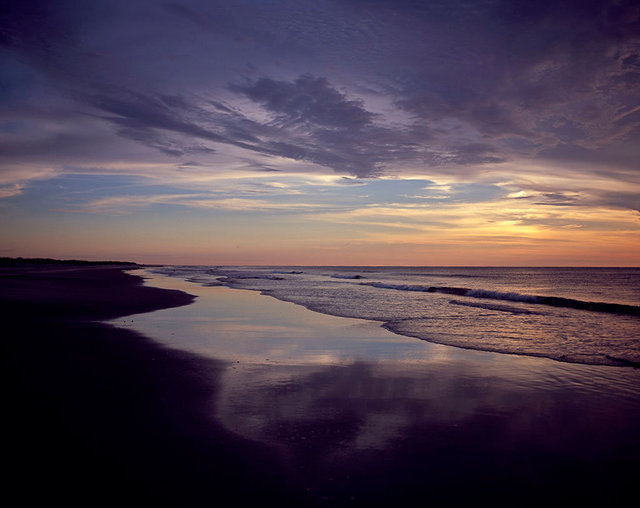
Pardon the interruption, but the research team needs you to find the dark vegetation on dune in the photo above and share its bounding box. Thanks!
[0,256,138,266]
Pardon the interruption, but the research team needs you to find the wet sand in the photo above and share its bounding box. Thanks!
[3,266,640,506]
[1,266,304,505]
[121,272,640,506]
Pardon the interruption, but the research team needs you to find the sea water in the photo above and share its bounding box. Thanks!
[117,268,640,503]
[150,266,640,367]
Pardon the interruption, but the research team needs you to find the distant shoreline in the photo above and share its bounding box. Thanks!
[0,256,139,266]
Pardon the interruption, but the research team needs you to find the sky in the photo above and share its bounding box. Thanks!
[1,0,639,266]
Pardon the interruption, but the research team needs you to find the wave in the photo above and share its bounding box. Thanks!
[222,275,286,281]
[364,282,468,296]
[465,289,540,303]
[331,274,365,279]
[394,272,488,278]
[363,282,640,317]
[448,299,545,315]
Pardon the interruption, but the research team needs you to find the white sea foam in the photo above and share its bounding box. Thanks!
[448,299,544,315]
[465,289,541,303]
[366,282,432,291]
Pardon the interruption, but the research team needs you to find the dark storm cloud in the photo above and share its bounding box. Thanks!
[1,0,639,199]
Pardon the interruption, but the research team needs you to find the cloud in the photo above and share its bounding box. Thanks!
[1,0,639,212]
[387,0,640,169]
[232,75,374,129]
[229,74,510,176]
[0,183,23,199]
[75,193,331,215]
[90,90,261,154]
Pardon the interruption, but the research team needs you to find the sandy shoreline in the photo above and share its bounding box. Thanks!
[3,265,640,506]
[2,266,304,505]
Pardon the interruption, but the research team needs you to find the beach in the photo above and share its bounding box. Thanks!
[3,265,640,506]
[1,265,303,505]
[5,1,640,505]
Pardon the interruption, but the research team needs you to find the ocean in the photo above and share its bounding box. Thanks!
[151,266,640,367]
[112,266,640,504]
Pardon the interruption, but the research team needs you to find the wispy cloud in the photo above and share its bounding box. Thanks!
[1,0,639,263]
[74,192,333,215]
[3,0,638,185]
[0,183,23,199]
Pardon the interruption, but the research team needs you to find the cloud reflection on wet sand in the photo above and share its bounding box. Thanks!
[115,273,640,504]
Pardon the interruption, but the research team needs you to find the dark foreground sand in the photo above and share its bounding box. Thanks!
[2,266,304,505]
[3,266,639,506]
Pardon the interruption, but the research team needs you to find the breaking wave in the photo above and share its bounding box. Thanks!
[363,282,640,316]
